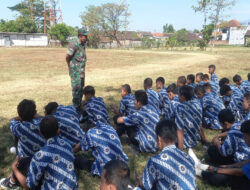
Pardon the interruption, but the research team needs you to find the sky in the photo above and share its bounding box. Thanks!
[1,0,250,32]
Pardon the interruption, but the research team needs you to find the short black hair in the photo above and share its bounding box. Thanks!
[144,78,153,87]
[220,85,231,96]
[241,120,250,134]
[196,72,203,78]
[202,74,209,80]
[179,85,194,101]
[40,115,59,139]
[156,77,165,85]
[218,109,235,124]
[167,83,178,94]
[187,74,195,83]
[208,64,216,70]
[233,74,242,83]
[219,77,230,87]
[103,160,131,190]
[135,90,148,105]
[156,119,177,143]
[177,76,187,85]
[44,102,59,115]
[194,85,205,95]
[83,85,95,95]
[248,73,250,81]
[121,84,131,94]
[17,99,37,121]
[203,83,212,91]
[244,92,250,102]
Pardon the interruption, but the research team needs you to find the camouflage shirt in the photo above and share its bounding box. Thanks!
[67,38,87,77]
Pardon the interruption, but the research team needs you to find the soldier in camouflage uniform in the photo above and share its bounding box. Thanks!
[66,28,89,115]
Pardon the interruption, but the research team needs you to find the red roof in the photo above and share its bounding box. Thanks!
[227,19,241,27]
[152,33,164,37]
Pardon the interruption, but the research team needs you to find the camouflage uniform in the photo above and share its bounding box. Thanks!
[67,33,87,115]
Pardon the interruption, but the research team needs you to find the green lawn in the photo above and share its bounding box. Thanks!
[0,46,249,190]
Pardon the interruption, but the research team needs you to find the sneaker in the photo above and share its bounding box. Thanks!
[0,178,19,190]
[188,148,201,167]
[188,148,209,173]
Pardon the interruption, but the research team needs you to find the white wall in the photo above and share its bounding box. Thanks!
[229,26,250,45]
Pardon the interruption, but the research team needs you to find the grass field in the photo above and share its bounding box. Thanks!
[0,46,250,190]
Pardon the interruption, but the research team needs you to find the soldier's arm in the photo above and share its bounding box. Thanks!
[66,54,71,66]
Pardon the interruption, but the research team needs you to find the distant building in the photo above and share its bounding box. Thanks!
[0,32,48,47]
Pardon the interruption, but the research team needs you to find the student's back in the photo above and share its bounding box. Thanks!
[145,88,160,115]
[119,93,136,116]
[240,80,250,94]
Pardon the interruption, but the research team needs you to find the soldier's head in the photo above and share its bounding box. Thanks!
[143,78,153,90]
[134,90,148,110]
[44,102,59,115]
[17,99,37,121]
[121,84,131,98]
[156,77,165,90]
[83,86,95,101]
[78,28,89,44]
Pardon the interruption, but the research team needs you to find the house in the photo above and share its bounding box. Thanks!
[137,31,153,39]
[0,32,48,47]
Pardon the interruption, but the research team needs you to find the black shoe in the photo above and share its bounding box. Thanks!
[0,178,19,189]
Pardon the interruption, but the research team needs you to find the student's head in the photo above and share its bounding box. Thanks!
[243,93,250,111]
[187,74,195,84]
[121,84,131,98]
[156,77,165,89]
[177,76,187,87]
[143,78,153,90]
[219,77,230,87]
[232,74,242,85]
[220,85,232,97]
[83,85,95,101]
[203,83,212,93]
[134,90,148,110]
[44,102,59,115]
[155,119,177,150]
[248,73,250,81]
[208,64,216,74]
[100,160,131,190]
[202,74,210,82]
[241,120,250,147]
[40,115,59,139]
[179,85,194,102]
[194,85,205,99]
[167,83,178,100]
[17,99,37,121]
[196,72,203,83]
[218,109,235,130]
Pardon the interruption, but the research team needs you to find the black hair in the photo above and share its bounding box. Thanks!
[155,119,177,143]
[83,85,95,95]
[208,64,216,70]
[244,92,250,102]
[40,115,59,139]
[202,74,209,80]
[187,74,195,83]
[167,83,178,94]
[121,84,131,94]
[233,74,242,83]
[248,73,250,81]
[103,160,131,190]
[156,77,165,85]
[194,85,205,95]
[44,102,59,115]
[196,72,203,78]
[179,85,194,101]
[177,76,187,85]
[241,120,250,134]
[144,78,153,88]
[203,83,212,91]
[135,90,148,105]
[220,85,231,96]
[218,109,235,124]
[17,99,36,121]
[219,77,230,87]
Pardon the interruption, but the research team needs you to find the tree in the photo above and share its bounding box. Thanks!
[193,29,200,33]
[0,18,38,33]
[192,0,211,27]
[163,24,175,33]
[198,23,214,50]
[176,29,188,43]
[48,24,70,46]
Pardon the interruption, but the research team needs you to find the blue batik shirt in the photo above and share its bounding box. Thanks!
[163,96,180,120]
[200,93,225,130]
[123,104,160,153]
[80,122,128,176]
[10,118,46,157]
[175,99,202,149]
[142,145,196,190]
[146,88,161,115]
[227,93,244,121]
[220,123,250,162]
[53,105,85,147]
[188,83,198,89]
[211,73,219,86]
[86,96,110,125]
[119,94,136,116]
[244,112,250,121]
[158,86,169,114]
[26,136,78,190]
[240,80,250,94]
[209,80,219,96]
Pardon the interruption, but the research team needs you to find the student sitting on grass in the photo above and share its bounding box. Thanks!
[187,74,197,89]
[117,90,160,153]
[189,120,250,190]
[196,72,204,85]
[175,85,207,150]
[44,102,85,147]
[219,77,244,98]
[139,119,196,190]
[243,93,250,121]
[208,64,219,86]
[1,115,78,190]
[202,74,220,96]
[143,78,160,115]
[82,85,110,126]
[155,77,170,115]
[233,74,250,94]
[177,75,187,94]
[195,85,225,130]
[74,121,128,176]
[207,109,250,166]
